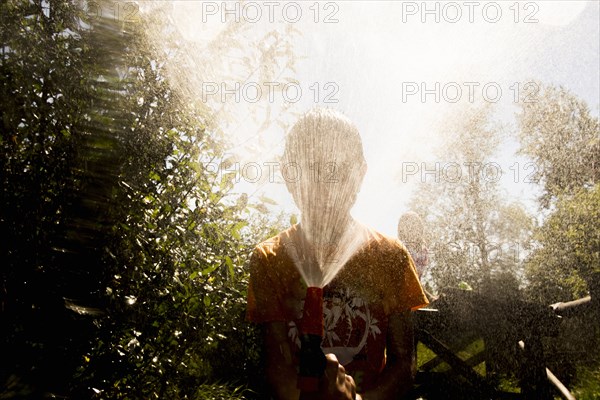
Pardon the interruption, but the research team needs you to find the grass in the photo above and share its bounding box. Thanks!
[571,365,600,400]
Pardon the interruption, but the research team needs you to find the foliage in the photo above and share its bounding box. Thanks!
[525,184,600,303]
[1,0,105,396]
[516,82,599,208]
[571,363,600,400]
[515,84,600,304]
[409,104,533,292]
[1,1,297,398]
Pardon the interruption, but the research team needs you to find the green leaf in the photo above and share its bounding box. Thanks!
[231,221,247,240]
[259,195,277,205]
[225,256,234,278]
[149,171,160,181]
[202,264,218,276]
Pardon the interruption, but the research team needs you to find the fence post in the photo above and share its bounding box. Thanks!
[519,335,553,400]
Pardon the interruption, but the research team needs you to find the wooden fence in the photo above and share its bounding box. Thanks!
[410,272,600,399]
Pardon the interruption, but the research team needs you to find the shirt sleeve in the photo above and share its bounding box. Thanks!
[246,246,286,323]
[382,243,429,315]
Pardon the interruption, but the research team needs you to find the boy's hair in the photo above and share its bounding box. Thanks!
[282,108,366,167]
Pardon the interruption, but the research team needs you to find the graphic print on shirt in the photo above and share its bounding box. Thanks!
[287,285,382,366]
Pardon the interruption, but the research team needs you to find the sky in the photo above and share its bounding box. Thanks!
[168,1,599,236]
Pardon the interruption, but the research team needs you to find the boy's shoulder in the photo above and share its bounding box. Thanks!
[252,224,300,259]
[254,224,410,259]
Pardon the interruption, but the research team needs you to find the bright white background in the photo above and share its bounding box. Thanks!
[172,1,599,236]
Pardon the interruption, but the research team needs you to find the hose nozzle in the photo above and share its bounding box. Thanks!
[297,287,327,392]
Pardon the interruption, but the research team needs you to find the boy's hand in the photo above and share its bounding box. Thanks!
[301,354,357,400]
[323,353,356,399]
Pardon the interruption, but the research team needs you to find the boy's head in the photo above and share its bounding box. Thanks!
[282,108,367,224]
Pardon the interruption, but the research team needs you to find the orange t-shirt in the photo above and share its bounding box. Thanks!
[246,225,428,392]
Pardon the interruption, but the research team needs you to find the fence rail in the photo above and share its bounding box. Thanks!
[412,272,600,399]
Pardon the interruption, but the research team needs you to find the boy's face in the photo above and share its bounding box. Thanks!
[282,112,366,266]
[285,152,366,223]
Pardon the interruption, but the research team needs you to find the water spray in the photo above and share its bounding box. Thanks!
[282,109,372,393]
[283,217,371,392]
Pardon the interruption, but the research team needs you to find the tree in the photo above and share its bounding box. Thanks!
[516,82,599,208]
[1,0,111,396]
[408,104,533,293]
[525,185,599,303]
[516,84,600,303]
[1,1,299,398]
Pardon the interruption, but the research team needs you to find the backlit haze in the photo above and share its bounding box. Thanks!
[165,1,599,237]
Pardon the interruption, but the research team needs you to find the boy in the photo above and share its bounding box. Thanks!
[247,109,428,399]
